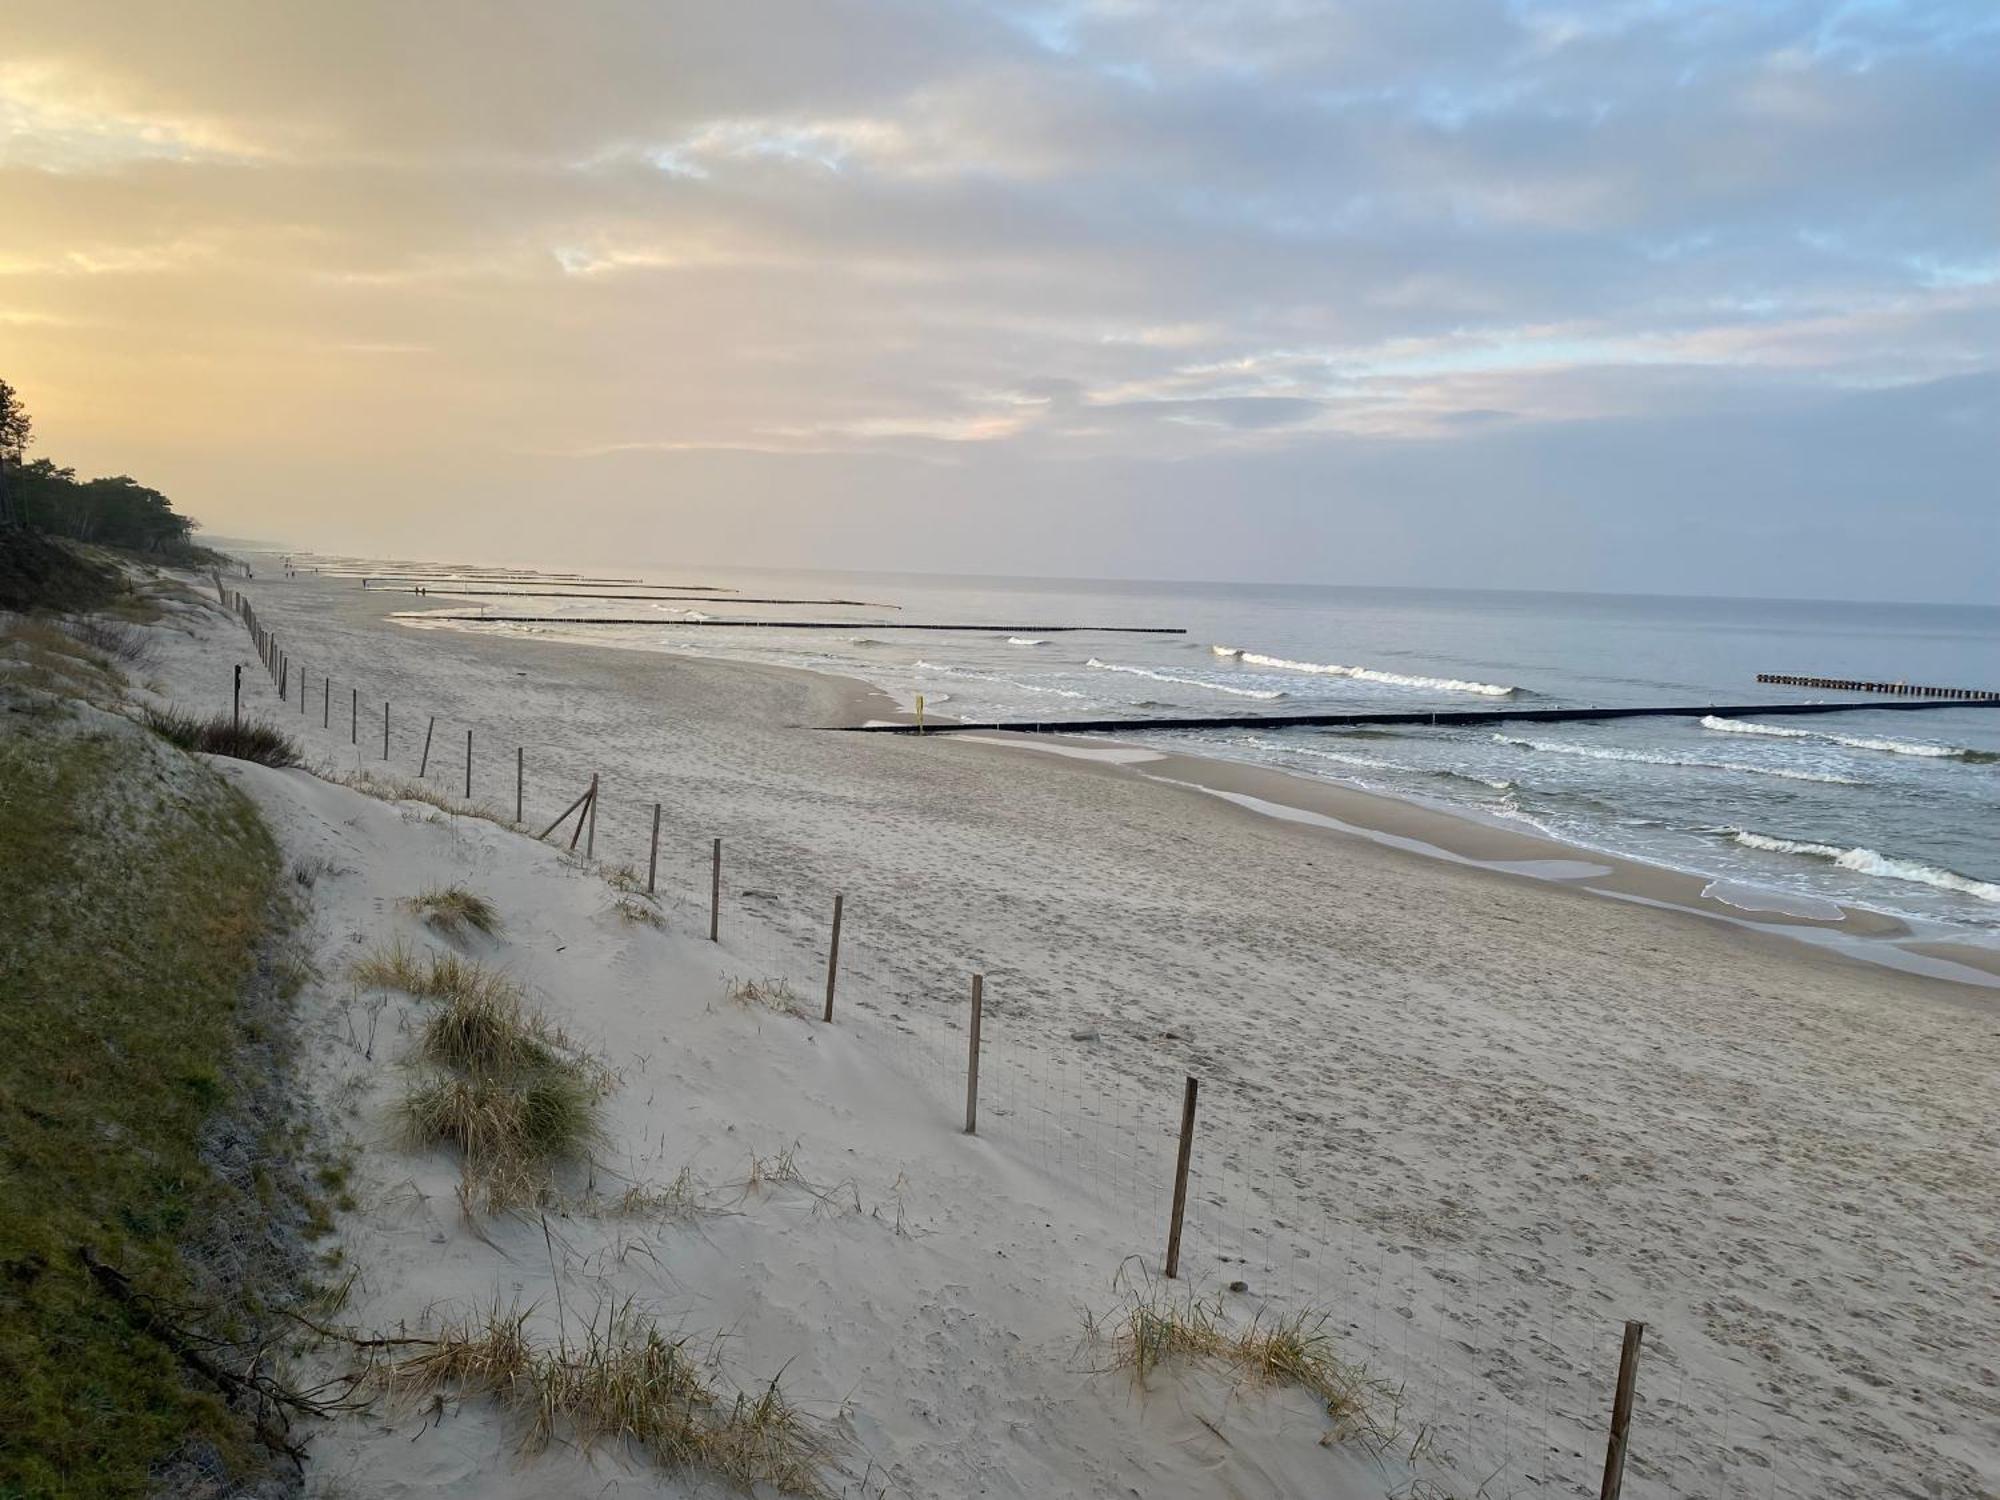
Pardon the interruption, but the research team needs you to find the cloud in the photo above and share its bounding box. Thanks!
[0,0,1992,596]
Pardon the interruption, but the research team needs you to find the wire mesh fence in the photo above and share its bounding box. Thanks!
[215,581,1811,1498]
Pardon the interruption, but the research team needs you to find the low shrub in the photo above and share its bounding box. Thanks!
[143,705,301,768]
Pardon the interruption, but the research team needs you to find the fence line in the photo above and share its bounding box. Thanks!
[211,577,1799,1498]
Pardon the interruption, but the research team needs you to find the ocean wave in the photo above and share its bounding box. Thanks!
[1258,741,1395,771]
[1700,715,1993,761]
[1088,659,1285,699]
[1212,645,1517,697]
[1730,831,2000,903]
[913,660,1089,698]
[1007,636,1049,646]
[1447,771,1516,792]
[1244,737,1513,792]
[1494,734,1862,785]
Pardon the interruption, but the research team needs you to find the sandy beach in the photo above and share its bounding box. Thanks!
[150,571,2000,1498]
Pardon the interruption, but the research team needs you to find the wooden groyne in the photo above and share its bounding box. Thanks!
[394,614,1187,634]
[353,574,663,587]
[1757,673,1997,701]
[375,588,901,608]
[843,697,1998,735]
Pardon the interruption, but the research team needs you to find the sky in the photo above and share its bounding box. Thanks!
[1,1,1995,601]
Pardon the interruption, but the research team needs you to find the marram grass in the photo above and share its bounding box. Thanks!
[371,1299,831,1495]
[405,883,502,939]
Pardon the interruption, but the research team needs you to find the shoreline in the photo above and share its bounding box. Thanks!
[743,641,2000,989]
[939,729,2000,990]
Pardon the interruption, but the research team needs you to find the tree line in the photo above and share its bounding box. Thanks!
[0,377,206,557]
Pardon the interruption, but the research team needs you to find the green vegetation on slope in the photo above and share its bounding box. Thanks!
[0,694,285,1498]
[0,531,122,615]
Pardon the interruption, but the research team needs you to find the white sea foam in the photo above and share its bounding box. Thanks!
[1261,741,1396,771]
[1087,659,1285,699]
[1211,645,1517,696]
[913,661,1089,698]
[1700,715,1986,760]
[1241,737,1513,792]
[1007,637,1049,646]
[1494,735,1861,784]
[1730,832,2000,903]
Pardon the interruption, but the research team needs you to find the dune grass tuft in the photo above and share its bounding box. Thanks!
[400,1068,601,1172]
[418,987,574,1080]
[1084,1272,1402,1451]
[611,894,666,929]
[143,705,302,767]
[369,946,606,1208]
[373,1299,830,1495]
[351,937,518,1007]
[406,883,502,939]
[725,975,809,1019]
[329,768,508,825]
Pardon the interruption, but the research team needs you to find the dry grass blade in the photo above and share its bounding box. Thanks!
[613,1167,716,1220]
[406,882,502,938]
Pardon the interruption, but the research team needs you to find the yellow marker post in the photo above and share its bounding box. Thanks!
[916,693,925,734]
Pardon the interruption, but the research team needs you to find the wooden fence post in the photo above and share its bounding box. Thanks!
[464,729,472,800]
[539,778,594,842]
[964,974,984,1134]
[300,668,306,714]
[1165,1075,1200,1279]
[232,664,241,730]
[822,893,844,1022]
[516,747,524,824]
[382,701,389,760]
[709,837,721,942]
[585,776,597,859]
[419,716,435,777]
[567,775,597,852]
[351,687,357,744]
[1599,1320,1646,1500]
[323,676,329,728]
[646,803,661,895]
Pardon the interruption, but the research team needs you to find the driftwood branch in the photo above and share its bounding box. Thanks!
[77,1246,362,1470]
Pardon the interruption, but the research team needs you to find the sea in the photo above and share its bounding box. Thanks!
[379,566,2000,939]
